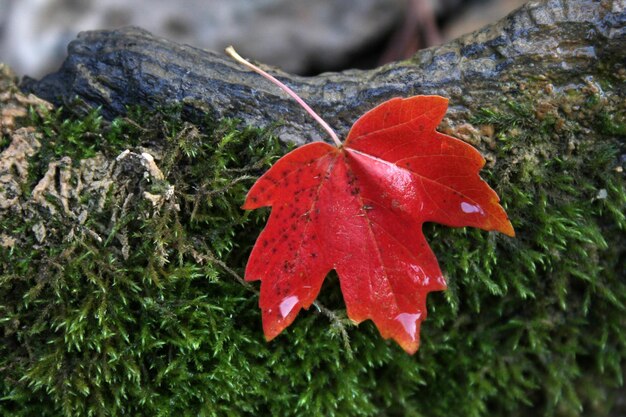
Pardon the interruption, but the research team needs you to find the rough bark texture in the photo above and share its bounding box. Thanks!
[22,0,626,144]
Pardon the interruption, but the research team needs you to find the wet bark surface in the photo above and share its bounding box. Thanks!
[21,0,625,145]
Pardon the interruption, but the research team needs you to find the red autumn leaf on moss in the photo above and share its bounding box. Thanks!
[243,95,514,354]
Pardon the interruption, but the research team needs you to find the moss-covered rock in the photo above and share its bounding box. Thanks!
[1,61,625,417]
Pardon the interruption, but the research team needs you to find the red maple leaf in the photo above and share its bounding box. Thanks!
[243,95,514,354]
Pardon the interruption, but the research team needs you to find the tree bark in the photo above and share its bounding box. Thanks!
[21,0,625,144]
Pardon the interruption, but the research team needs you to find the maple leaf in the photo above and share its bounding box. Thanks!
[243,95,514,354]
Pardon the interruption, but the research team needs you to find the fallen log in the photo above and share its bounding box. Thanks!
[22,0,625,144]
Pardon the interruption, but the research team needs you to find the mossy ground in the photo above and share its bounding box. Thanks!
[0,75,625,416]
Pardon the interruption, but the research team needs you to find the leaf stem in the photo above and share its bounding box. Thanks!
[225,46,342,147]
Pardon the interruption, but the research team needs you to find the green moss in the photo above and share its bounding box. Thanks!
[598,112,626,137]
[1,87,625,417]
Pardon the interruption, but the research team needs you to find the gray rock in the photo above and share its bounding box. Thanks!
[0,0,404,77]
[441,0,528,40]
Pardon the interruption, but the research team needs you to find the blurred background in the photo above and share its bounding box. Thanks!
[0,0,527,79]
